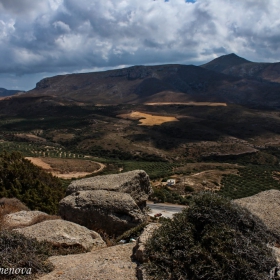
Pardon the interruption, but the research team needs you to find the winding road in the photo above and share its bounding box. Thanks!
[147,202,186,218]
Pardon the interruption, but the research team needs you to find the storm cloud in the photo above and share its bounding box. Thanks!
[0,0,280,90]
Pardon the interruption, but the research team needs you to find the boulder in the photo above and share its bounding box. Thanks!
[133,223,160,280]
[15,219,105,252]
[133,223,160,263]
[2,210,50,229]
[234,189,280,238]
[38,243,137,280]
[66,170,152,209]
[59,190,146,235]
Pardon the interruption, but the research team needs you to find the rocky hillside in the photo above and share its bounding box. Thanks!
[21,59,280,108]
[0,87,24,97]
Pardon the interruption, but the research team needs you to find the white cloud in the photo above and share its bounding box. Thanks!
[0,0,280,89]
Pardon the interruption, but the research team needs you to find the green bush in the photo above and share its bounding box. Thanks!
[144,192,278,280]
[184,185,194,192]
[149,187,189,205]
[0,151,66,214]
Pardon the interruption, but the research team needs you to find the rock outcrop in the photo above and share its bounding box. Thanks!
[60,190,146,235]
[15,219,105,252]
[133,223,160,263]
[66,170,152,209]
[133,223,160,280]
[39,243,137,280]
[60,170,152,235]
[2,210,50,229]
[234,189,280,238]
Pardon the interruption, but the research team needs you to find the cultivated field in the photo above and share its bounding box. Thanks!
[117,111,179,126]
[25,157,105,179]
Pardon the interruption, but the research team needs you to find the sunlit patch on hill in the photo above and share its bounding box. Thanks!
[117,111,179,126]
[144,102,227,106]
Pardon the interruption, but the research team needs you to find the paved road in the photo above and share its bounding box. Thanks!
[147,202,186,218]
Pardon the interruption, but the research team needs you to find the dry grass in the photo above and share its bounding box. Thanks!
[0,198,30,231]
[14,133,46,143]
[0,197,60,230]
[2,214,61,231]
[117,111,179,126]
[52,133,75,142]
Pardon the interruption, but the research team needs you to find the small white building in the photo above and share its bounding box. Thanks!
[167,179,176,186]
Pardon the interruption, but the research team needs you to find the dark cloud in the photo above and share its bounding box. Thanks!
[0,0,280,90]
[0,0,48,15]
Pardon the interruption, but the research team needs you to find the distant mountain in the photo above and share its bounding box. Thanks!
[22,63,280,108]
[201,53,251,72]
[201,53,280,83]
[0,88,24,97]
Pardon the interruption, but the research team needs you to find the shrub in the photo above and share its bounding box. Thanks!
[0,230,53,279]
[0,151,66,214]
[144,192,278,280]
[184,185,194,193]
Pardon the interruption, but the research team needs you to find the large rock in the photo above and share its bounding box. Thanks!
[66,170,152,208]
[133,223,160,280]
[2,210,50,229]
[234,189,280,238]
[59,190,146,235]
[133,223,160,263]
[39,243,137,280]
[15,219,105,252]
[60,170,152,235]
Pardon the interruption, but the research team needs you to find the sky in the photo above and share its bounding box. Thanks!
[0,0,280,90]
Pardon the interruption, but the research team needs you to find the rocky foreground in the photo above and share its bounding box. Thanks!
[1,171,280,279]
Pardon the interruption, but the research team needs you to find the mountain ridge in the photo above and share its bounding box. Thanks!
[202,53,280,83]
[3,53,280,108]
[20,60,280,108]
[0,88,25,97]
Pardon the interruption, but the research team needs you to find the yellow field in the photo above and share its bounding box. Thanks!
[118,111,179,126]
[144,102,227,106]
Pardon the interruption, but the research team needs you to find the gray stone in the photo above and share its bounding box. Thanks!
[2,210,49,229]
[234,189,280,238]
[15,219,105,252]
[59,190,147,235]
[133,223,160,263]
[66,170,152,208]
[38,243,137,280]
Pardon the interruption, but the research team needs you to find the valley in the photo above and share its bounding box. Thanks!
[1,54,280,204]
[1,100,280,203]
